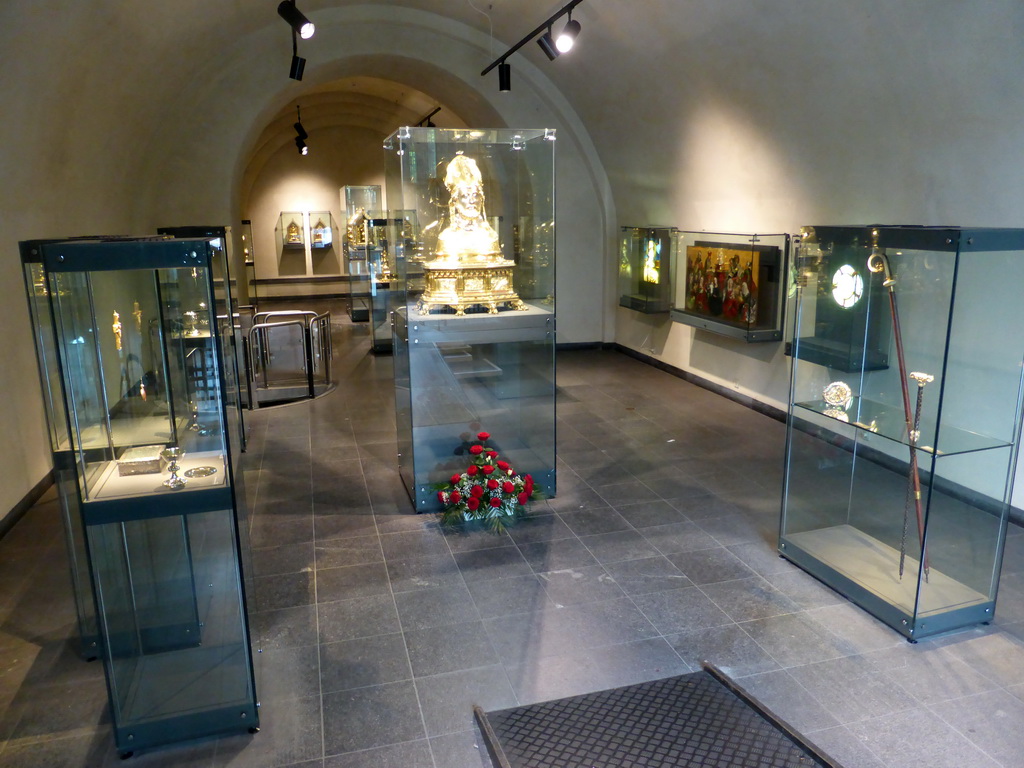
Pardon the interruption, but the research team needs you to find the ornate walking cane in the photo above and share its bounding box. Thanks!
[867,235,930,578]
[899,372,934,578]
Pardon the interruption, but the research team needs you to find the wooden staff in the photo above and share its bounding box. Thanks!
[867,244,929,577]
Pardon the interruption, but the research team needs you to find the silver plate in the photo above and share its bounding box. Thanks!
[183,466,218,478]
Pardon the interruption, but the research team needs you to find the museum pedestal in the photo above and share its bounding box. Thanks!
[385,127,557,510]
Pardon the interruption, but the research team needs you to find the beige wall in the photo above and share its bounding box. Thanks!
[2,1,1023,517]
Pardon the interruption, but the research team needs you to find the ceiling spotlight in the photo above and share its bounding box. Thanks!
[555,17,581,53]
[295,137,308,155]
[278,1,314,39]
[537,29,559,61]
[480,1,587,90]
[289,54,306,81]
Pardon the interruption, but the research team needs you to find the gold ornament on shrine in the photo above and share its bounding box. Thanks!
[418,155,526,315]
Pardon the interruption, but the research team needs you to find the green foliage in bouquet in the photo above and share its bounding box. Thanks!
[435,431,538,533]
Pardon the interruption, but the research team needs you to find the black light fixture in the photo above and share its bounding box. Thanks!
[415,107,442,127]
[537,28,559,61]
[481,0,586,91]
[277,1,314,39]
[279,1,313,80]
[294,106,308,155]
[289,51,306,80]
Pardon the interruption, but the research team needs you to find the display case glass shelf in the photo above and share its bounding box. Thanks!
[671,231,789,342]
[780,225,1024,640]
[21,236,258,755]
[618,226,674,313]
[385,127,556,511]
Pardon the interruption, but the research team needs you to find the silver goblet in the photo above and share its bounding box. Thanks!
[161,447,187,489]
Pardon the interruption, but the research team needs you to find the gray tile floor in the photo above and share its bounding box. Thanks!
[4,317,1024,767]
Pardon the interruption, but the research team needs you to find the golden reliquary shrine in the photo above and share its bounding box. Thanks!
[418,155,526,315]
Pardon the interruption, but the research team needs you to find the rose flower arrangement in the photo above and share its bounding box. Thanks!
[436,432,537,531]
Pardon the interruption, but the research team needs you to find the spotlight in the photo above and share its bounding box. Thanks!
[294,121,307,141]
[537,29,559,61]
[289,54,306,81]
[295,137,308,155]
[555,17,581,53]
[479,0,586,90]
[278,1,314,39]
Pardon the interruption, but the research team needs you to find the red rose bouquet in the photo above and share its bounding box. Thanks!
[436,431,538,531]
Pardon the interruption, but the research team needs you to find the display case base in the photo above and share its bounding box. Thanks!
[349,297,370,322]
[780,525,993,640]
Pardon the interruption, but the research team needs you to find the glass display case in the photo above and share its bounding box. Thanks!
[619,226,674,313]
[21,236,258,755]
[780,226,1024,640]
[343,185,382,221]
[309,211,340,276]
[276,211,306,277]
[240,219,257,306]
[309,211,335,250]
[277,211,305,250]
[385,127,557,511]
[671,231,789,342]
[368,217,400,352]
[343,214,372,323]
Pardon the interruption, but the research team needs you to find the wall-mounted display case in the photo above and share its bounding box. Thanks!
[309,211,335,250]
[780,225,1024,640]
[277,211,305,249]
[671,231,789,342]
[276,211,306,276]
[385,127,556,511]
[619,226,674,313]
[21,236,258,755]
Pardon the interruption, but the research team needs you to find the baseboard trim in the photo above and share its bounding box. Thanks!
[2,470,54,540]
[611,344,788,423]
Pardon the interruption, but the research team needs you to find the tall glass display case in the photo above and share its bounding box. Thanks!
[368,217,399,352]
[671,231,789,342]
[240,219,258,306]
[385,127,557,511]
[781,226,1024,640]
[21,237,259,755]
[619,226,674,313]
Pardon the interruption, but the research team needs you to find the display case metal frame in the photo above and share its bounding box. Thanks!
[21,236,259,755]
[780,225,1024,641]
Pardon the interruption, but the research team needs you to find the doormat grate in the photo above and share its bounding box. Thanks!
[475,663,844,768]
